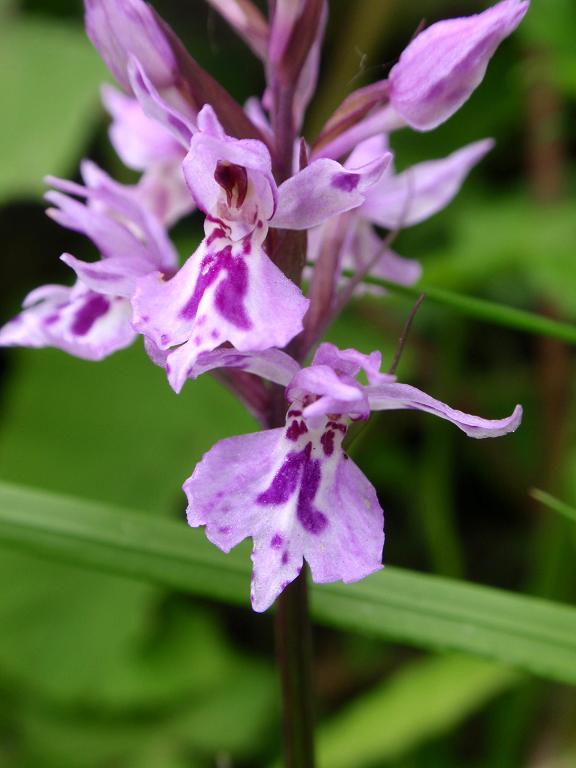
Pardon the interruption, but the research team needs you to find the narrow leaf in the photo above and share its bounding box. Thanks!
[532,489,576,525]
[345,271,576,345]
[317,654,519,768]
[1,483,576,684]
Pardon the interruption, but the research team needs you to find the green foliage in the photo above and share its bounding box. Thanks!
[1,481,576,686]
[0,16,106,203]
[317,655,519,768]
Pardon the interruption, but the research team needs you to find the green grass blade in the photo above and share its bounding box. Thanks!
[531,489,576,525]
[317,655,519,768]
[1,482,576,684]
[345,272,576,344]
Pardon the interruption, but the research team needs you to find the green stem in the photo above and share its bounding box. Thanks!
[275,568,316,768]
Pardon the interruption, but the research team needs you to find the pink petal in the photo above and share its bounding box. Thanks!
[389,0,529,130]
[271,154,391,230]
[367,382,522,438]
[361,139,494,228]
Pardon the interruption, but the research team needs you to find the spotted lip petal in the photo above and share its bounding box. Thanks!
[0,283,135,361]
[389,0,530,130]
[185,422,384,613]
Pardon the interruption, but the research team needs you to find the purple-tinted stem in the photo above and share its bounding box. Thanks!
[275,567,315,768]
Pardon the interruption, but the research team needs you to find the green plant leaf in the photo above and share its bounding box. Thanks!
[1,482,576,685]
[532,489,576,526]
[316,654,519,768]
[354,276,576,345]
[0,17,107,203]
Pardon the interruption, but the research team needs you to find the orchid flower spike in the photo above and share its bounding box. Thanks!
[184,343,522,612]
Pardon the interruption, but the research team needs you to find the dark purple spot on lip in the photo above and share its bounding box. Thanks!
[286,419,308,441]
[214,161,248,208]
[44,313,60,326]
[332,172,360,192]
[281,551,289,565]
[320,430,334,456]
[270,534,283,549]
[218,525,230,534]
[71,294,110,336]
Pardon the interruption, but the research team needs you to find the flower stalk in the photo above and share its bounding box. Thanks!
[275,569,316,768]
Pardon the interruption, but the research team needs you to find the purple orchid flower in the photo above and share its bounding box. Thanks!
[132,105,391,393]
[184,342,522,612]
[0,162,177,361]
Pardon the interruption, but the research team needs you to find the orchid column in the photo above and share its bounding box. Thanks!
[0,0,529,766]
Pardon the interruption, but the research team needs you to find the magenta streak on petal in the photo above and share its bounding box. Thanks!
[257,443,328,535]
[179,245,252,330]
[297,455,328,534]
[71,294,110,336]
[257,449,304,505]
[271,534,283,549]
[214,253,252,329]
[332,172,360,192]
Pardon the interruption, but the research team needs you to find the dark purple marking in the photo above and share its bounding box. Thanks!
[297,454,327,534]
[71,294,110,336]
[160,333,170,345]
[218,525,230,534]
[211,329,220,339]
[179,251,224,320]
[287,409,302,418]
[270,534,283,549]
[286,419,308,441]
[214,161,248,208]
[257,442,328,535]
[281,551,289,565]
[206,228,227,246]
[214,253,251,329]
[327,421,347,434]
[332,172,360,192]
[179,246,251,330]
[44,313,60,326]
[257,450,303,505]
[320,430,334,456]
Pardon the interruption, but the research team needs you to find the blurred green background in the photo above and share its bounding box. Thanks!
[1,0,576,765]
